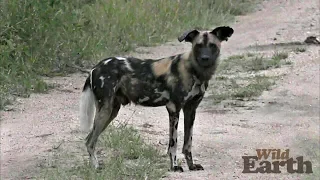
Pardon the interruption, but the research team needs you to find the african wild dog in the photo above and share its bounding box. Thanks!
[79,26,233,171]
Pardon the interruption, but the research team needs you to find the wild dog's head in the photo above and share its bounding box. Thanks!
[178,26,233,68]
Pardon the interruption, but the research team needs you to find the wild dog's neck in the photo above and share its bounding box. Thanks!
[184,51,218,82]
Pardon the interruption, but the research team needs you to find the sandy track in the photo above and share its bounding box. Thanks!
[1,0,319,179]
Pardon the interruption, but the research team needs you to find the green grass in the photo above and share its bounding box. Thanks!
[260,51,290,68]
[232,76,275,98]
[209,75,276,104]
[217,51,290,74]
[272,51,289,60]
[207,52,290,104]
[0,0,258,109]
[41,124,168,180]
[294,47,307,53]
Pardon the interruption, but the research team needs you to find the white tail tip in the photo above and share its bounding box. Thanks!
[79,88,96,132]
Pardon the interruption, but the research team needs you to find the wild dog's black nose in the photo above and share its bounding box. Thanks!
[201,55,210,61]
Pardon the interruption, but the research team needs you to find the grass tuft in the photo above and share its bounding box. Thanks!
[293,47,307,53]
[41,124,168,179]
[218,51,290,74]
[209,75,276,104]
[207,52,291,104]
[272,51,289,60]
[232,76,275,98]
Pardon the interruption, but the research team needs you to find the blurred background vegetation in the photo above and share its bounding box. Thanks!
[0,0,256,109]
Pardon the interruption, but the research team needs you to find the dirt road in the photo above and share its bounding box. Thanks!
[1,0,319,179]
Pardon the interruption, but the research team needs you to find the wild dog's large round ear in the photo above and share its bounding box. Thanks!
[211,26,234,42]
[178,29,200,43]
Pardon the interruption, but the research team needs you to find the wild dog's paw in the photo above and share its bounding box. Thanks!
[189,164,204,171]
[98,160,105,168]
[93,160,105,171]
[171,166,184,172]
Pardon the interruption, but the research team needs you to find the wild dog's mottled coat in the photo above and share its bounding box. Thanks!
[80,26,234,171]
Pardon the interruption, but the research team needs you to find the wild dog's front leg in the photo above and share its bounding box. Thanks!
[182,96,204,171]
[166,102,183,172]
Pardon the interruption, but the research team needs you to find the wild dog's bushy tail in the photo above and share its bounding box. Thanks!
[79,77,96,132]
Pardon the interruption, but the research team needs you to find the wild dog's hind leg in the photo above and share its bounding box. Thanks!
[182,96,204,171]
[166,102,183,172]
[85,98,118,169]
[108,99,121,122]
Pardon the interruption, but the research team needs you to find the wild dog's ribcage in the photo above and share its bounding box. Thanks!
[119,75,170,107]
